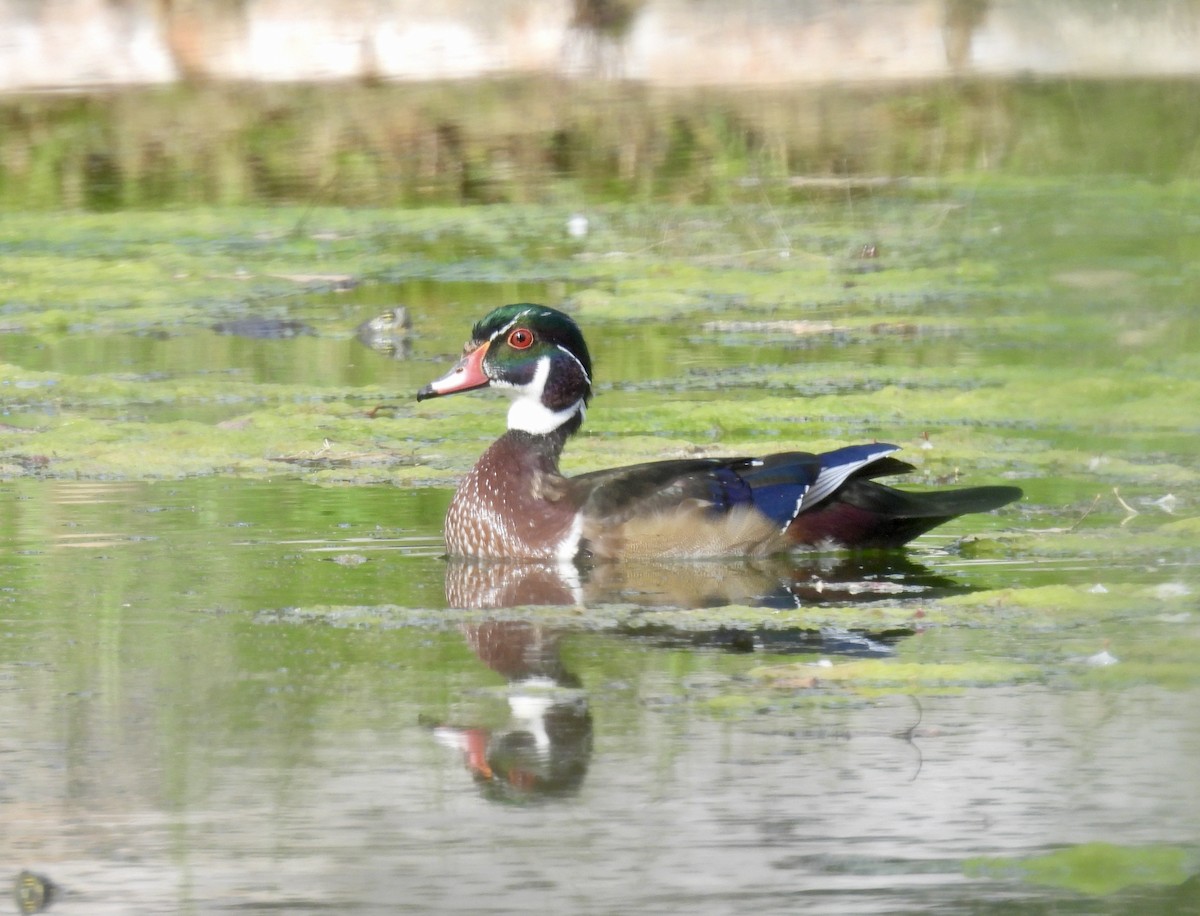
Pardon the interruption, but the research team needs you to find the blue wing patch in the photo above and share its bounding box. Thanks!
[704,444,901,533]
[704,454,818,530]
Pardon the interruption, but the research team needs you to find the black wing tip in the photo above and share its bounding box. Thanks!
[972,485,1024,511]
[910,483,1024,517]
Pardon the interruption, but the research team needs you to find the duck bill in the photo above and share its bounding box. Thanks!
[417,341,491,400]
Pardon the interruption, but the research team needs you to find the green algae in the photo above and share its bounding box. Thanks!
[964,843,1195,897]
[258,566,1195,702]
[1,184,1198,558]
[3,186,1198,626]
[1,184,1196,736]
[751,649,1036,691]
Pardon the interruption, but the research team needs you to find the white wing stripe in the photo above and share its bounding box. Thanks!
[793,445,899,519]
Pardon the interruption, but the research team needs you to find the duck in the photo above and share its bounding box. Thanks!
[416,303,1022,562]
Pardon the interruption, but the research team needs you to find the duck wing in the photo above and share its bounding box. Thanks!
[567,444,1020,557]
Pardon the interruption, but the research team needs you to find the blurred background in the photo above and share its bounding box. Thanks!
[2,0,1199,209]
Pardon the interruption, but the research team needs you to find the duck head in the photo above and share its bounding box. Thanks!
[417,304,593,436]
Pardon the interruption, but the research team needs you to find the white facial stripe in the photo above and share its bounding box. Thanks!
[482,319,590,437]
[498,356,584,434]
[490,353,550,395]
[488,312,588,384]
[490,308,536,342]
[555,343,591,385]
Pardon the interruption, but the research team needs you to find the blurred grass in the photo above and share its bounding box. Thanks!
[2,78,1199,211]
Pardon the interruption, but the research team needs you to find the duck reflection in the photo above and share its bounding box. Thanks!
[444,552,967,612]
[429,620,592,802]
[431,554,964,802]
[354,307,412,359]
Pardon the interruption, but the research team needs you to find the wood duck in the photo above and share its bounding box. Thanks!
[417,304,1022,562]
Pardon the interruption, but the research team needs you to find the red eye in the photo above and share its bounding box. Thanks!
[508,327,534,349]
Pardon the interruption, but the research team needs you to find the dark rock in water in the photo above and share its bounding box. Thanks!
[211,318,315,339]
[355,306,412,358]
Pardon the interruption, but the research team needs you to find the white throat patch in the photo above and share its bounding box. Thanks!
[500,356,585,435]
[508,398,585,435]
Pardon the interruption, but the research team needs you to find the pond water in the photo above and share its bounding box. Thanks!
[3,97,1200,911]
[2,477,1198,914]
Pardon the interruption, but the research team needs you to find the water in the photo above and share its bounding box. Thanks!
[2,474,1198,913]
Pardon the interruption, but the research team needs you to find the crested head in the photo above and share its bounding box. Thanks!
[468,304,593,398]
[418,303,594,437]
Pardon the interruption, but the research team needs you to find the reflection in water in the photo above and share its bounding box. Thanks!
[444,552,969,612]
[3,475,1200,910]
[354,307,413,360]
[429,620,592,803]
[427,551,952,802]
[443,552,986,662]
[2,474,1196,909]
[427,552,972,801]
